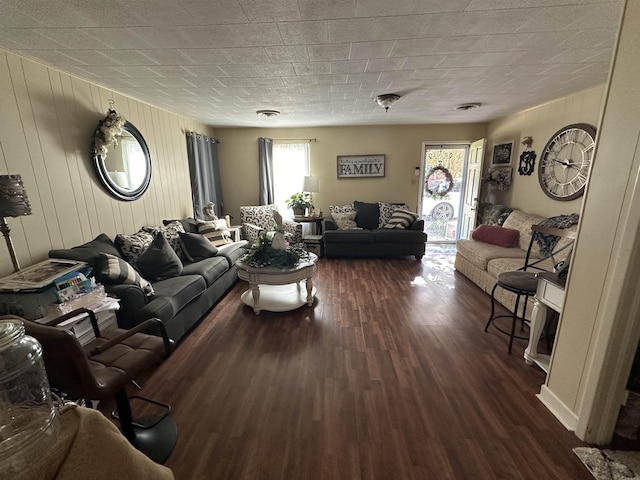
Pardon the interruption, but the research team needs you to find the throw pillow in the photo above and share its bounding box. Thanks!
[114,229,155,265]
[48,233,122,270]
[142,221,186,260]
[163,217,198,234]
[471,224,519,248]
[197,219,232,247]
[179,232,219,262]
[329,204,355,215]
[378,202,411,228]
[333,211,359,230]
[135,233,183,281]
[354,200,380,230]
[97,253,154,296]
[382,209,418,229]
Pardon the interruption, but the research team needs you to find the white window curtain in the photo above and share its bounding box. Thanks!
[273,143,310,217]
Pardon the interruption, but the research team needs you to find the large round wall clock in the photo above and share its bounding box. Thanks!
[538,123,596,201]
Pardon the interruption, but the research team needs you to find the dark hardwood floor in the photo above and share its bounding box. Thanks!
[112,246,595,479]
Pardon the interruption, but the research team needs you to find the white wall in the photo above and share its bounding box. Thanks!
[543,0,640,443]
[0,50,215,277]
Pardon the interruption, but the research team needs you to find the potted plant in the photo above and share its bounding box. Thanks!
[286,192,314,216]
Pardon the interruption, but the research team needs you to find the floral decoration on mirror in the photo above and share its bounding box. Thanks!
[93,109,126,158]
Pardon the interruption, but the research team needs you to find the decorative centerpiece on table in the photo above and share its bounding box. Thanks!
[240,211,310,268]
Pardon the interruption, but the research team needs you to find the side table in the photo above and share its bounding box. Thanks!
[524,272,565,373]
[303,235,323,258]
[294,216,324,235]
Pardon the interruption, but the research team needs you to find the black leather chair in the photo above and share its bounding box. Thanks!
[5,308,177,463]
[484,224,576,353]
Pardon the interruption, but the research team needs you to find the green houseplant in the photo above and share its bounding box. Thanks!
[286,192,314,216]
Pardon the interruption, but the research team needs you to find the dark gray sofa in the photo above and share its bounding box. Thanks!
[323,201,427,260]
[49,219,246,343]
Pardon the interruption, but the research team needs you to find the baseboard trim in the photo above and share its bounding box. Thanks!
[537,385,578,431]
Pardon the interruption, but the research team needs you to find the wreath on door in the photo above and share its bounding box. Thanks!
[425,166,454,198]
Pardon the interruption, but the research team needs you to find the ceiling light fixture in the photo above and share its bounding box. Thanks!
[374,94,401,112]
[455,102,482,111]
[256,109,280,117]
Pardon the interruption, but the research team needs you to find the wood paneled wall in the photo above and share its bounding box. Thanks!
[0,50,215,277]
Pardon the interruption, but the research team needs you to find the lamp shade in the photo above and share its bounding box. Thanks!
[0,175,31,218]
[302,176,319,193]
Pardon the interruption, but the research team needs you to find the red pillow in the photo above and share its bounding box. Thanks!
[471,224,519,248]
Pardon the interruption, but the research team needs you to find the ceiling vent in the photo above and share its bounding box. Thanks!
[455,103,482,111]
[256,109,280,117]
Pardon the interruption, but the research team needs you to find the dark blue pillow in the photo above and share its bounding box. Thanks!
[135,233,183,281]
[179,232,219,262]
[354,201,380,230]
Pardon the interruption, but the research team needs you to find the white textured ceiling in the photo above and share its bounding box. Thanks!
[0,0,624,127]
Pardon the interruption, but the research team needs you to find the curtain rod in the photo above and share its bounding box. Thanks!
[273,138,317,142]
[184,130,219,143]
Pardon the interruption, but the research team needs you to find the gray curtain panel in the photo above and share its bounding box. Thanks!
[186,132,223,219]
[258,137,274,205]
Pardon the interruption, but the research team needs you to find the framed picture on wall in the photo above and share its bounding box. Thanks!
[337,154,385,178]
[491,141,515,166]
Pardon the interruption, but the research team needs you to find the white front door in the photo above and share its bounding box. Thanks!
[459,139,485,239]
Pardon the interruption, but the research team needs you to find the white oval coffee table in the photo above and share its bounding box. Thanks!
[236,253,318,315]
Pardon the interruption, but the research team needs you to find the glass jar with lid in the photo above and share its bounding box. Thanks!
[0,318,59,475]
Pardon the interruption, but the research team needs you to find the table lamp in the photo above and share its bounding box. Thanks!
[0,175,32,272]
[302,176,319,216]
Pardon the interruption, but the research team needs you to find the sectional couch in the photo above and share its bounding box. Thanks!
[323,201,427,260]
[49,218,247,343]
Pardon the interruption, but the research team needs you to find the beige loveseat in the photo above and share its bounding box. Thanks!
[454,209,575,318]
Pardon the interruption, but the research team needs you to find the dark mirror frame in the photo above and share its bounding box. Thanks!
[91,120,152,201]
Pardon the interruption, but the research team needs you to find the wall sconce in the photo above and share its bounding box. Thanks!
[0,175,32,272]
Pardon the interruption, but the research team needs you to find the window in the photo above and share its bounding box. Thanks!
[273,143,310,216]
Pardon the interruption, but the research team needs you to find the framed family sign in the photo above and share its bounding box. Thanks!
[337,154,385,178]
[491,141,514,166]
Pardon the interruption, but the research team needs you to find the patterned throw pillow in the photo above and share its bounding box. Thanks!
[378,202,411,228]
[142,221,186,260]
[197,219,232,247]
[333,211,360,230]
[114,229,154,265]
[382,209,418,229]
[97,253,154,296]
[329,204,355,215]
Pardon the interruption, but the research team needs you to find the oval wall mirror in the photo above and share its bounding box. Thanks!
[92,120,152,201]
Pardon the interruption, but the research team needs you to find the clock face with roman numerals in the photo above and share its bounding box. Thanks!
[538,123,597,201]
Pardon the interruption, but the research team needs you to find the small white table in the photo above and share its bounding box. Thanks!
[524,273,565,373]
[236,253,318,315]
